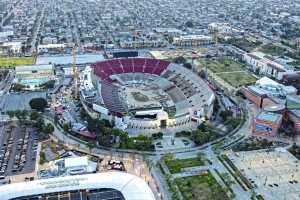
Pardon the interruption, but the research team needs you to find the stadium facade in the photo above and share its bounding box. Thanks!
[0,172,155,200]
[80,57,215,135]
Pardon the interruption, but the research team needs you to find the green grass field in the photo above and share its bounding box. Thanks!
[165,157,205,174]
[259,44,286,56]
[197,58,257,88]
[218,71,257,87]
[197,58,247,73]
[227,38,262,52]
[0,57,33,68]
[175,172,229,200]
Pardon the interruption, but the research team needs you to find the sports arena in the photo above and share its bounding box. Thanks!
[0,172,155,200]
[82,57,215,135]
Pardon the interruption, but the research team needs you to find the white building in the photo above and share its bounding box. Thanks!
[120,39,168,49]
[40,156,97,179]
[243,52,294,80]
[0,41,22,54]
[37,43,66,53]
[80,65,94,91]
[172,35,213,46]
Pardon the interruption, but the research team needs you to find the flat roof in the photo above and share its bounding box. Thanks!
[257,111,282,123]
[37,54,104,65]
[0,172,155,200]
[289,109,300,118]
[65,156,89,168]
[16,64,53,71]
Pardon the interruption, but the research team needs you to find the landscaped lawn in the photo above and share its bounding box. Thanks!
[175,172,229,200]
[165,157,205,174]
[0,57,33,68]
[218,71,257,87]
[197,58,247,73]
[197,58,257,88]
[259,44,286,56]
[227,38,262,52]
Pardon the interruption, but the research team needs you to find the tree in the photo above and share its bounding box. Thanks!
[173,56,186,64]
[54,114,59,125]
[199,70,206,79]
[43,123,54,135]
[30,111,40,121]
[11,83,25,91]
[162,153,174,163]
[34,117,45,132]
[63,123,70,133]
[14,110,22,120]
[183,62,192,69]
[185,21,194,28]
[39,80,55,89]
[86,141,96,153]
[29,98,48,111]
[7,111,15,118]
[220,110,233,121]
[18,110,28,121]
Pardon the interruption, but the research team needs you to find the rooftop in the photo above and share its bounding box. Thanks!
[15,64,53,71]
[256,111,282,123]
[65,156,89,168]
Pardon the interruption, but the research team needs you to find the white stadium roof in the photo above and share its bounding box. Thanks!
[0,172,156,200]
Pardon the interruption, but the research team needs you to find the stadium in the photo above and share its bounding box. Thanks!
[0,172,155,200]
[81,57,215,135]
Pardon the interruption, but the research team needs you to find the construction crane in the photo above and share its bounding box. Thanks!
[212,29,219,47]
[72,44,79,99]
[210,29,219,56]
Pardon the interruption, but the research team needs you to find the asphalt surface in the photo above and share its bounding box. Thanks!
[0,92,47,112]
[0,121,38,176]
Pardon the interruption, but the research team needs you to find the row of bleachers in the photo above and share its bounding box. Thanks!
[92,58,170,80]
[168,74,198,98]
[101,80,126,117]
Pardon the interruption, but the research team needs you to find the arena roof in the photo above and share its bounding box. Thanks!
[0,172,156,200]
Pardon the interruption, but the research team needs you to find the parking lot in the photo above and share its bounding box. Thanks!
[0,121,38,176]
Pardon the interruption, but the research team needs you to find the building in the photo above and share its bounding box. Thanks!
[120,39,167,49]
[0,41,22,55]
[0,172,156,200]
[153,28,183,37]
[37,43,66,53]
[243,52,294,80]
[15,64,54,89]
[39,156,97,179]
[88,58,215,135]
[80,66,94,91]
[286,95,300,134]
[242,76,297,108]
[253,111,283,136]
[208,22,233,34]
[172,35,213,46]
